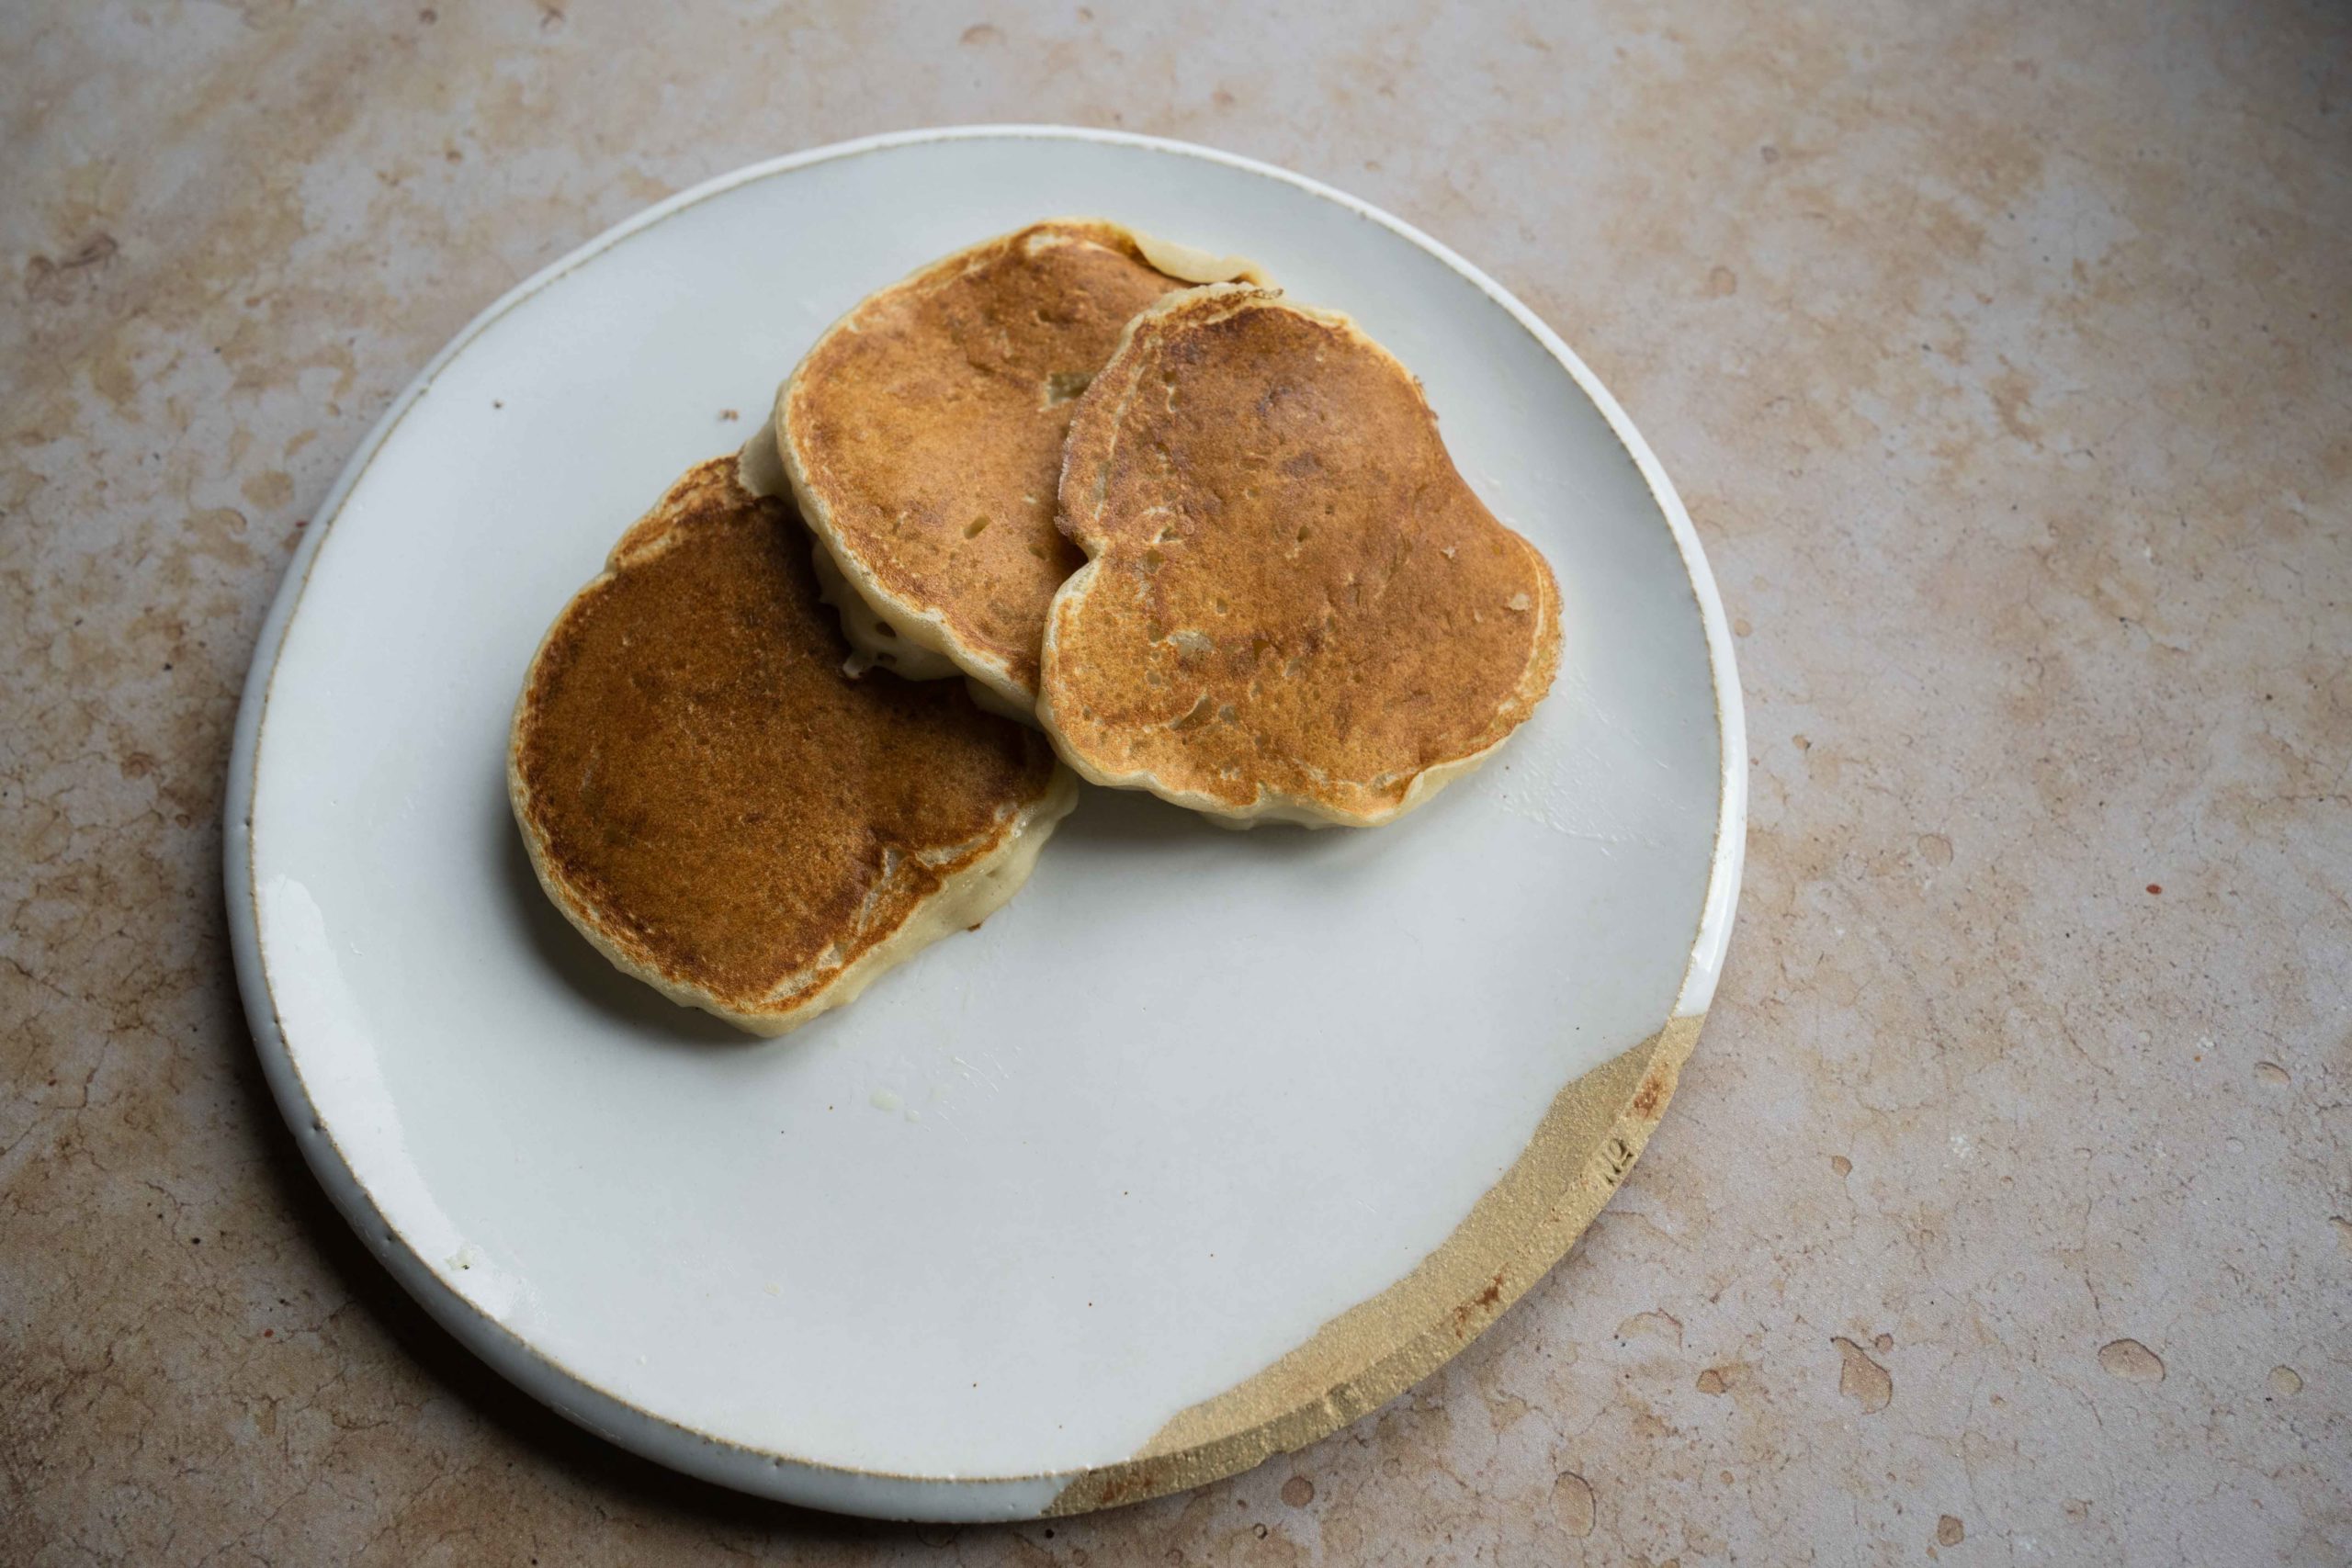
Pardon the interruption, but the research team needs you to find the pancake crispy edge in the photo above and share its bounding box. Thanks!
[776,220,1266,716]
[507,444,1078,1036]
[1038,284,1563,829]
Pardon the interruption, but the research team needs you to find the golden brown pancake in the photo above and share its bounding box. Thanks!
[1039,286,1562,828]
[777,220,1264,714]
[508,451,1076,1035]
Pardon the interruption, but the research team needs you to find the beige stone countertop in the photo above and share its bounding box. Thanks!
[6,2,2346,1562]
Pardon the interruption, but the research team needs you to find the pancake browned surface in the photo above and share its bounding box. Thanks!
[508,455,1074,1035]
[1039,286,1562,828]
[778,220,1262,712]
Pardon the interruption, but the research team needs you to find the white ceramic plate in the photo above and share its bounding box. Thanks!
[225,127,1744,1521]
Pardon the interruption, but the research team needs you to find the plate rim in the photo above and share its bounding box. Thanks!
[222,123,1747,1520]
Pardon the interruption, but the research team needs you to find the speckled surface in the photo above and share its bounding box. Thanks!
[5,2,2347,1562]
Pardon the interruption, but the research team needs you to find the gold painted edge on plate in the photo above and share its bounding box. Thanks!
[1045,1011,1704,1515]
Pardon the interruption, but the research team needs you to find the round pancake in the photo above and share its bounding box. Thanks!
[509,454,1076,1035]
[777,220,1264,714]
[1039,286,1562,828]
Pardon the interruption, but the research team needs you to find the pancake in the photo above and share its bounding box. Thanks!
[508,447,1077,1035]
[1038,285,1561,828]
[777,220,1264,715]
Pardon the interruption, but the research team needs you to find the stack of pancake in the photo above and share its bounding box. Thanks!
[510,220,1561,1034]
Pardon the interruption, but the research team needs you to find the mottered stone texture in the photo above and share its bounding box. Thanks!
[4,1,2347,1562]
